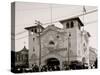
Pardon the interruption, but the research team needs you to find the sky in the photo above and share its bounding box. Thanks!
[12,2,98,51]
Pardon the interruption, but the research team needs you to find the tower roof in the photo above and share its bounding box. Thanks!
[25,25,44,30]
[59,17,84,26]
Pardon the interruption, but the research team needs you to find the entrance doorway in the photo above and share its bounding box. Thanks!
[46,58,60,71]
[46,58,60,66]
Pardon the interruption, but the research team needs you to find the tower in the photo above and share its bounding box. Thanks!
[59,17,87,63]
[25,25,44,67]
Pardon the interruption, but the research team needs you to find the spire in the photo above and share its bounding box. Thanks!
[23,41,27,50]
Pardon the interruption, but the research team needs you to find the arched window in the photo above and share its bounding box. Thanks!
[71,21,74,28]
[69,33,71,37]
[49,41,55,45]
[34,28,37,33]
[66,23,69,28]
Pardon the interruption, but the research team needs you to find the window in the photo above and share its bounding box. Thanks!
[33,38,35,41]
[69,33,71,37]
[83,43,87,52]
[49,41,55,45]
[30,30,33,35]
[34,28,37,33]
[71,21,74,28]
[33,47,35,52]
[66,22,74,28]
[31,29,33,32]
[57,35,59,38]
[66,23,69,28]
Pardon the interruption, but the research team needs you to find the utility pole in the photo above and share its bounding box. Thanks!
[35,20,42,71]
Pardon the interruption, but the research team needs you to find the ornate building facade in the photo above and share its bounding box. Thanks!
[25,17,90,68]
[15,46,29,68]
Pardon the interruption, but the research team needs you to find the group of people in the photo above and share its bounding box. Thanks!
[13,61,97,73]
[31,64,60,72]
[30,64,88,72]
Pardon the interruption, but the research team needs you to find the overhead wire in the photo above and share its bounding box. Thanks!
[11,6,98,40]
[11,8,97,37]
[13,20,97,40]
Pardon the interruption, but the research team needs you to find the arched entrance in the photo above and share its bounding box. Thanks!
[45,58,60,71]
[46,58,60,66]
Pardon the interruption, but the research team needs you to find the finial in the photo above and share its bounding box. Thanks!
[24,41,26,47]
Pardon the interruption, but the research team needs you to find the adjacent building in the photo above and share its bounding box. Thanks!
[15,46,29,68]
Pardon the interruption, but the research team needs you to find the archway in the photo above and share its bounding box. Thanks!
[46,58,60,66]
[45,58,60,71]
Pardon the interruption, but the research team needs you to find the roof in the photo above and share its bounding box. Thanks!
[22,46,28,51]
[44,24,62,30]
[16,46,28,53]
[59,17,84,26]
[24,25,44,30]
[39,24,65,37]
